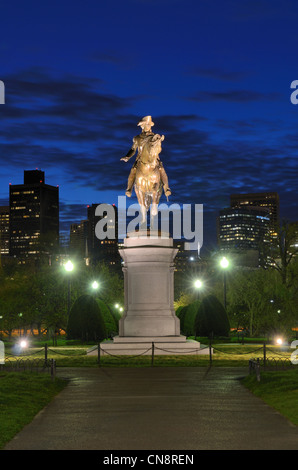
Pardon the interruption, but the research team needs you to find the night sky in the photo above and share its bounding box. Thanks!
[1,0,298,251]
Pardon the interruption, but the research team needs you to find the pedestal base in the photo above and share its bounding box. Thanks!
[118,230,179,337]
[88,336,209,356]
[86,230,211,356]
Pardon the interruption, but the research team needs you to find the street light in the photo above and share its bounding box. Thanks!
[194,278,203,299]
[220,256,229,310]
[92,281,99,290]
[194,279,203,289]
[64,260,74,272]
[220,257,229,269]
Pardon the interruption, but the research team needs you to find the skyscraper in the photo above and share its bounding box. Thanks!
[9,170,59,261]
[217,206,270,251]
[69,220,89,258]
[0,206,9,256]
[87,203,120,267]
[230,192,280,238]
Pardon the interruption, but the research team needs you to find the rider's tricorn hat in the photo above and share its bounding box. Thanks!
[137,115,154,127]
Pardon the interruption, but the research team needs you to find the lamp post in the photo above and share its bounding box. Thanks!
[220,256,229,310]
[64,260,74,316]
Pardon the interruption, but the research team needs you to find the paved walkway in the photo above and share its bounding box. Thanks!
[4,366,298,450]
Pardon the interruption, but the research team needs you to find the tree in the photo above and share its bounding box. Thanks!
[228,267,297,338]
[195,295,230,337]
[67,294,107,342]
[261,221,298,286]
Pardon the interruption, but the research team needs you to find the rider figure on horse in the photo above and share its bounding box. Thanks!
[120,116,171,198]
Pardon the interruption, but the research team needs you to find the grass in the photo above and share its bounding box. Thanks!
[2,340,294,367]
[0,372,67,449]
[242,369,298,426]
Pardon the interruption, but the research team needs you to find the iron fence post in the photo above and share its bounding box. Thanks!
[151,342,154,367]
[98,343,101,366]
[256,358,261,382]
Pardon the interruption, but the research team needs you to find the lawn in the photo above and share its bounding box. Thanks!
[0,372,67,449]
[242,369,298,426]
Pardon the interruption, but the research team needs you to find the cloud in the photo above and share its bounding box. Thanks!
[88,50,136,70]
[187,67,250,82]
[0,67,297,249]
[189,89,281,103]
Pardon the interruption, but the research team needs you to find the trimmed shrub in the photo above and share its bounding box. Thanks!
[96,299,118,337]
[183,300,200,336]
[195,295,230,337]
[67,294,107,342]
[110,306,122,324]
[177,305,188,335]
[175,305,184,318]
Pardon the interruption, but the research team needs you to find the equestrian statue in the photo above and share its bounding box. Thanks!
[120,116,171,226]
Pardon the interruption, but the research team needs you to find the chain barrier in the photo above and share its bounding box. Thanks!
[47,348,86,356]
[266,347,291,357]
[212,345,264,355]
[1,342,294,372]
[4,348,44,359]
[154,345,208,354]
[99,346,152,359]
[97,342,211,366]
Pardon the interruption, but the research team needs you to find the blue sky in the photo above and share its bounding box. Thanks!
[0,0,298,250]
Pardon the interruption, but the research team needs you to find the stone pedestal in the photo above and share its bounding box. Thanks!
[89,230,205,356]
[119,230,179,337]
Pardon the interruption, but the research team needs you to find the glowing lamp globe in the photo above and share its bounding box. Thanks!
[65,260,74,272]
[220,257,229,269]
[194,279,203,289]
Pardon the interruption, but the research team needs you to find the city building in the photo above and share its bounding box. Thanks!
[230,192,280,239]
[69,203,121,268]
[87,203,120,267]
[69,220,89,258]
[0,206,10,256]
[217,206,270,267]
[9,170,59,261]
[173,240,200,272]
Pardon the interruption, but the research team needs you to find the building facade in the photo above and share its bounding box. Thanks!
[217,205,271,267]
[230,192,280,239]
[0,206,10,256]
[9,170,59,261]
